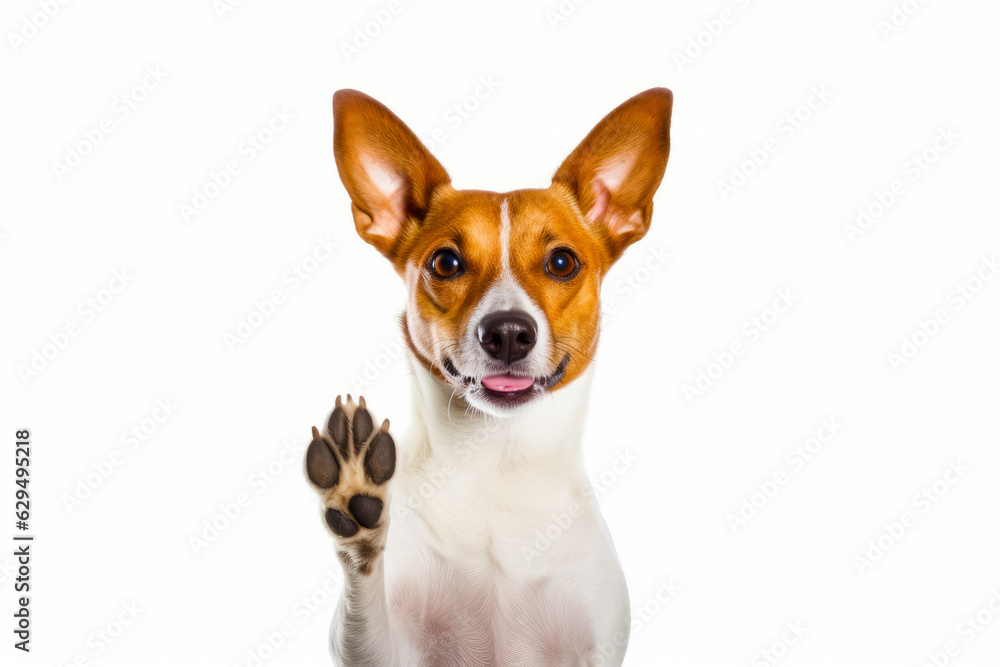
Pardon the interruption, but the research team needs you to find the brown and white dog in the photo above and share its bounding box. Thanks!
[306,87,672,666]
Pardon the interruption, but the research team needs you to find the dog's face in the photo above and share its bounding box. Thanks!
[333,89,671,415]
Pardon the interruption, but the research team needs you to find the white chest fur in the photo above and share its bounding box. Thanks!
[370,354,631,665]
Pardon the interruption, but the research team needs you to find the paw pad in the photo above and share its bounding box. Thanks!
[347,495,384,530]
[306,427,339,488]
[324,508,359,537]
[306,395,396,539]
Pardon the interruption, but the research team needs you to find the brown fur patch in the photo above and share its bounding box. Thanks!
[339,539,383,576]
[386,186,609,388]
[332,88,672,390]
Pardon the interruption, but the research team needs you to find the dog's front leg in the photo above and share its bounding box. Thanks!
[329,540,396,665]
[306,394,404,666]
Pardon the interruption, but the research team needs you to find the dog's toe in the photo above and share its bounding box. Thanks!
[364,424,395,485]
[306,433,339,489]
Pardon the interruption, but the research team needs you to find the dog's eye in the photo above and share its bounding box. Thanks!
[546,249,578,279]
[429,249,463,278]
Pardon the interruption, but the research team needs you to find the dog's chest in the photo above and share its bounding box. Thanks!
[383,480,630,665]
[378,370,630,664]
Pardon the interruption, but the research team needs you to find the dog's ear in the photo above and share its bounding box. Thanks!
[333,89,451,261]
[553,88,672,262]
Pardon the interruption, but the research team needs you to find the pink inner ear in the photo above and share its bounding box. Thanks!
[585,156,644,236]
[586,181,610,224]
[362,157,408,240]
[595,155,634,193]
[604,207,645,238]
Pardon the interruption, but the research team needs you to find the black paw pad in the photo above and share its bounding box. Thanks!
[365,431,396,485]
[325,508,358,537]
[328,406,349,459]
[353,406,373,453]
[306,438,339,488]
[348,494,383,529]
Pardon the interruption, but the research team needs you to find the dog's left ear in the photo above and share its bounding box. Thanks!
[553,88,672,262]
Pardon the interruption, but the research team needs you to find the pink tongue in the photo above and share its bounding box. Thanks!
[482,375,535,392]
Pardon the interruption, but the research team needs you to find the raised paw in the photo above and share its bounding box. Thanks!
[305,394,396,542]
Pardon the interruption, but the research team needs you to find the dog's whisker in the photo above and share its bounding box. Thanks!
[446,384,461,425]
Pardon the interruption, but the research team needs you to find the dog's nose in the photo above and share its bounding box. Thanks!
[478,311,537,364]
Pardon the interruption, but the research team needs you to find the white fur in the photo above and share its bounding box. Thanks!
[499,198,513,274]
[329,356,630,666]
[328,197,630,665]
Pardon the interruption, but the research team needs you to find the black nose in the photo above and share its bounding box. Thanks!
[478,310,537,364]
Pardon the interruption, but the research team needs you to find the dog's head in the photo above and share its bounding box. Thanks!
[332,88,672,415]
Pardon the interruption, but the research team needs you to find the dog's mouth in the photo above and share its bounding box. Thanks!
[443,354,571,407]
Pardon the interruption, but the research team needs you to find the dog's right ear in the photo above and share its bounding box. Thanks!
[333,89,451,261]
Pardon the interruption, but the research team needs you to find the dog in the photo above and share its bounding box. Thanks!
[305,87,672,666]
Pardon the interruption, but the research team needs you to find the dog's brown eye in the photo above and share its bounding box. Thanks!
[430,249,463,278]
[546,249,578,279]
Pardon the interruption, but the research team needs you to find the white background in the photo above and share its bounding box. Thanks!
[2,0,1000,665]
